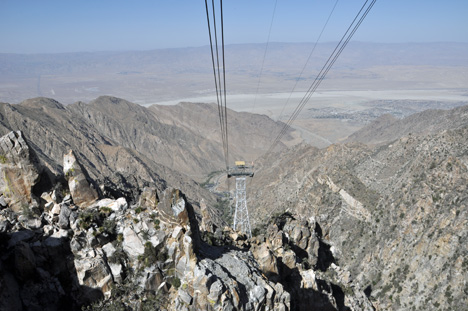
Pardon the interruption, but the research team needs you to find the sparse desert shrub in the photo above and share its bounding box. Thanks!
[135,206,145,214]
[215,198,232,225]
[21,204,34,219]
[116,233,123,243]
[100,206,112,215]
[153,218,160,230]
[0,154,7,164]
[79,210,99,230]
[140,292,169,311]
[82,300,129,311]
[108,246,126,264]
[99,219,117,236]
[168,276,181,289]
[138,241,168,268]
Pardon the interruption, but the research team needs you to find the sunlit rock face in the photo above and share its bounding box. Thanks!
[0,131,41,213]
[63,150,99,208]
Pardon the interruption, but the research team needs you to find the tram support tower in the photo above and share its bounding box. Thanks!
[228,161,254,238]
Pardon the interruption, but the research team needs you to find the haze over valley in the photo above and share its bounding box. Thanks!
[2,42,467,147]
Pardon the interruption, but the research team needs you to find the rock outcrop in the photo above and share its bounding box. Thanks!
[250,213,374,311]
[63,150,99,208]
[0,131,41,213]
[0,132,293,310]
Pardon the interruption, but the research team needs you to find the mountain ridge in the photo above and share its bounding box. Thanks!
[0,96,300,206]
[346,104,468,145]
[0,95,466,310]
[248,105,468,310]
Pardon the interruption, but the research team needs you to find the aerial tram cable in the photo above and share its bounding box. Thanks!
[220,0,229,167]
[205,1,257,235]
[204,0,233,209]
[204,0,229,169]
[268,0,376,154]
[211,0,226,158]
[251,0,278,114]
[219,1,233,196]
[272,0,377,152]
[211,0,229,168]
[276,0,340,126]
[266,0,377,156]
[253,0,377,226]
[204,0,225,156]
[246,0,339,192]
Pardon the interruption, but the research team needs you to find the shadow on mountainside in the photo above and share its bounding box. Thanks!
[0,229,103,311]
[314,222,336,272]
[197,228,348,311]
[279,261,340,311]
[263,213,349,311]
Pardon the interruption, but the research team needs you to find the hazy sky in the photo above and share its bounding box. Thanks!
[1,0,467,53]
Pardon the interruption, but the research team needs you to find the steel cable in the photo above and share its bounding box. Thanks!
[205,0,229,169]
[266,0,377,156]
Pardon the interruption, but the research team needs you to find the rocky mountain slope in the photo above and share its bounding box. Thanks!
[1,95,467,310]
[0,97,204,207]
[148,102,301,164]
[69,97,299,179]
[0,131,372,310]
[249,105,468,310]
[0,96,299,206]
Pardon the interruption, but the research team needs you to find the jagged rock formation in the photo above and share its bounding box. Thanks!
[0,131,377,311]
[63,150,99,208]
[250,106,468,310]
[250,213,374,311]
[0,131,42,213]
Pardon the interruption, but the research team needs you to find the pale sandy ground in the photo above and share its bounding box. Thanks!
[145,89,468,118]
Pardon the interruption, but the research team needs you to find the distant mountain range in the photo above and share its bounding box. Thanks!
[2,42,467,77]
[1,42,467,105]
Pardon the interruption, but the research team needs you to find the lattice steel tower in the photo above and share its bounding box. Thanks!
[228,161,254,238]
